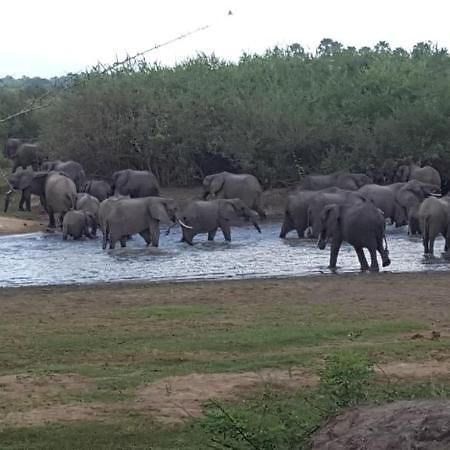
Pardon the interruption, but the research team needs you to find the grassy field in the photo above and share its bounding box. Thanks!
[1,273,450,449]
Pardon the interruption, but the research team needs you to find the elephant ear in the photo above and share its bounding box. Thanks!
[208,174,225,196]
[11,170,34,190]
[321,203,340,225]
[148,199,171,222]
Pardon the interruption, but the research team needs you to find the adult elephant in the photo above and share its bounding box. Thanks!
[394,162,441,188]
[305,190,367,238]
[81,179,112,202]
[4,171,76,228]
[3,138,22,159]
[202,172,266,219]
[395,180,441,235]
[42,160,86,191]
[300,172,372,191]
[7,142,43,172]
[358,184,407,227]
[317,201,391,272]
[4,169,46,212]
[418,196,450,256]
[101,196,189,249]
[111,169,160,198]
[180,198,261,245]
[280,187,343,239]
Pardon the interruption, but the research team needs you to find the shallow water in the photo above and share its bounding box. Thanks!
[1,222,449,287]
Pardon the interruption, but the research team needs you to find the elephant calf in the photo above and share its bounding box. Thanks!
[180,198,261,245]
[62,210,96,240]
[418,196,450,256]
[317,201,391,272]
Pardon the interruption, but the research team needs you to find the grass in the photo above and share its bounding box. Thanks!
[0,275,449,448]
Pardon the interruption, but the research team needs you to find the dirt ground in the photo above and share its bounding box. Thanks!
[0,216,44,235]
[1,272,450,430]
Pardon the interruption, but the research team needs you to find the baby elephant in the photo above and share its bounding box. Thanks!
[62,210,97,240]
[180,198,261,245]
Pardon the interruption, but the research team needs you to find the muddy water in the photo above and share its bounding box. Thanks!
[0,222,449,287]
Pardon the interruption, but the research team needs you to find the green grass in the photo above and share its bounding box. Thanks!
[0,280,449,448]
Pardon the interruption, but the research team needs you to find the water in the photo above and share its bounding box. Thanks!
[1,222,449,287]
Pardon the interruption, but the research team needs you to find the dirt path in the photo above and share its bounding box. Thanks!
[0,216,43,235]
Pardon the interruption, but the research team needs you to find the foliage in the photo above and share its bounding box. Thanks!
[2,40,450,186]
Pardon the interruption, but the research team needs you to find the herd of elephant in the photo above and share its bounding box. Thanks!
[2,137,449,273]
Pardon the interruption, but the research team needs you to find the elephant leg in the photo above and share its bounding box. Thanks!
[18,192,26,211]
[377,236,391,267]
[256,206,266,220]
[355,247,370,271]
[368,247,380,272]
[120,237,127,248]
[208,229,217,241]
[150,220,160,247]
[48,210,56,228]
[329,240,342,270]
[279,216,293,238]
[181,229,194,245]
[429,237,435,256]
[220,223,232,242]
[422,235,430,254]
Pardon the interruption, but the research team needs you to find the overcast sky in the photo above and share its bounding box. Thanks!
[2,0,450,78]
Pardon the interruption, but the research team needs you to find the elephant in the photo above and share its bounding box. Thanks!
[4,171,76,228]
[202,171,266,219]
[395,180,441,235]
[111,169,160,198]
[62,210,96,240]
[418,197,450,256]
[305,190,367,238]
[180,198,261,245]
[4,169,46,212]
[101,196,189,250]
[42,160,86,191]
[81,179,112,202]
[76,193,100,234]
[358,184,408,227]
[394,162,441,188]
[6,141,43,172]
[299,172,373,191]
[279,187,344,239]
[3,138,22,159]
[317,201,391,272]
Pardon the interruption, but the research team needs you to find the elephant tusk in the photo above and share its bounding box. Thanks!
[6,189,15,195]
[177,218,192,229]
[429,192,442,198]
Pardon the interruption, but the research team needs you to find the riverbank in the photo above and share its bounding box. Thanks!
[0,273,449,448]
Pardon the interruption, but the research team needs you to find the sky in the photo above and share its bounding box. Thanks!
[2,0,450,78]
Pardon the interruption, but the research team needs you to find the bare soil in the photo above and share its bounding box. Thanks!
[0,216,43,235]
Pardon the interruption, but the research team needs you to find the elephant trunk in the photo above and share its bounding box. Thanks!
[4,189,14,213]
[252,220,261,233]
[317,232,327,250]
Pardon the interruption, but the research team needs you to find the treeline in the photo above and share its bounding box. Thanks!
[2,39,450,186]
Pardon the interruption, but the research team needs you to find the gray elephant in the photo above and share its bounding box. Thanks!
[62,210,96,240]
[279,187,344,239]
[42,160,86,191]
[111,169,160,198]
[180,198,261,245]
[101,196,189,249]
[202,172,266,219]
[3,138,22,159]
[4,139,43,173]
[395,180,441,235]
[4,170,76,228]
[317,201,391,272]
[305,190,367,238]
[81,179,112,202]
[4,169,46,212]
[358,184,408,227]
[418,197,450,256]
[300,172,372,191]
[76,193,100,234]
[394,162,441,188]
